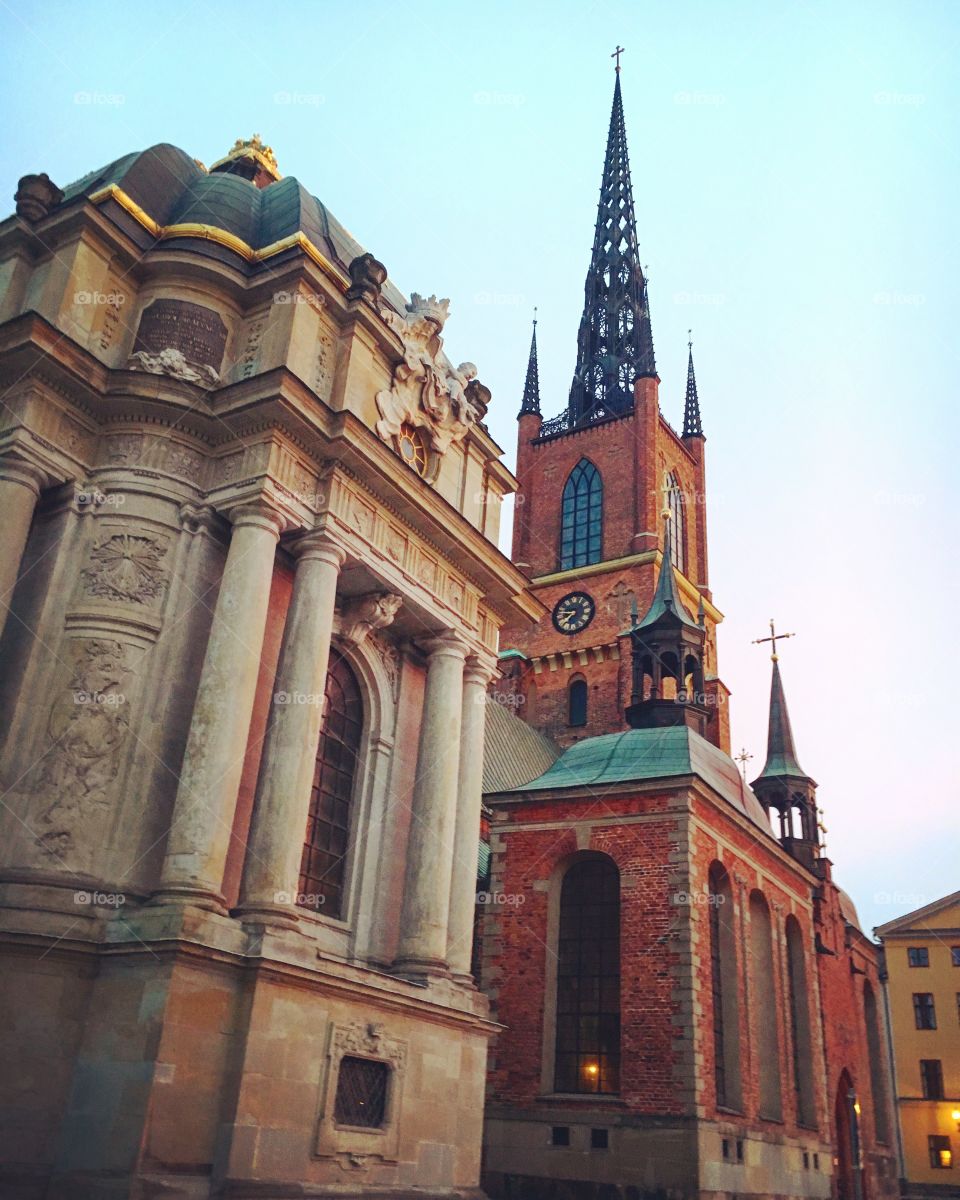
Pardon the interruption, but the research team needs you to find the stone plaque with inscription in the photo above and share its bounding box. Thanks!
[133,300,228,372]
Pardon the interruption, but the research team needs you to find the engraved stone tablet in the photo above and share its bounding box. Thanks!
[133,300,227,373]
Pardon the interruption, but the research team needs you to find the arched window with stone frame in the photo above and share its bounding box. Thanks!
[666,471,687,576]
[708,862,742,1111]
[864,980,891,1144]
[785,915,816,1127]
[568,676,588,727]
[559,459,603,570]
[298,648,364,919]
[553,853,620,1095]
[749,890,783,1121]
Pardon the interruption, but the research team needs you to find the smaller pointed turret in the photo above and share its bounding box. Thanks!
[682,333,703,439]
[518,311,541,417]
[751,645,821,871]
[626,487,707,734]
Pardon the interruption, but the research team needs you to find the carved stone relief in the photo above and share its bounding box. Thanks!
[340,592,402,646]
[375,294,486,455]
[81,532,169,605]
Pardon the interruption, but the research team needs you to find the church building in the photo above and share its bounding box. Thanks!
[0,134,538,1198]
[479,67,900,1200]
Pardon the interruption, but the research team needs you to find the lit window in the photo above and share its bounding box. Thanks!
[334,1057,389,1128]
[397,423,429,476]
[554,855,620,1094]
[929,1135,953,1169]
[560,459,603,570]
[913,993,937,1030]
[908,946,930,967]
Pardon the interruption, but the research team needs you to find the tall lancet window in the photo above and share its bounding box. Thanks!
[667,472,686,575]
[554,854,620,1094]
[560,459,603,570]
[298,649,363,919]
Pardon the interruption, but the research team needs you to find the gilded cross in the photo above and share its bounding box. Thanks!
[734,747,753,781]
[752,618,796,662]
[612,45,625,72]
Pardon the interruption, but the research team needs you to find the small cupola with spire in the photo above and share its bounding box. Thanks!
[750,623,821,872]
[626,478,708,734]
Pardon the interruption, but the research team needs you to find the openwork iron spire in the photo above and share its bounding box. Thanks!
[682,333,703,438]
[568,67,656,426]
[519,310,541,416]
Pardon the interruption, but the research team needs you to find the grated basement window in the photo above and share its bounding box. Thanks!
[334,1056,389,1128]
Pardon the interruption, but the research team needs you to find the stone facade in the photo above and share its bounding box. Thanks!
[0,142,542,1199]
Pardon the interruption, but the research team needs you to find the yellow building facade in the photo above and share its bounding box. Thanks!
[878,891,960,1199]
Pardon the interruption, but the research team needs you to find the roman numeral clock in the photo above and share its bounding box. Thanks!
[551,591,596,635]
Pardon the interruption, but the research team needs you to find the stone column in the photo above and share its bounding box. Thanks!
[446,656,495,980]
[394,631,468,975]
[235,533,346,925]
[0,459,45,645]
[154,501,284,910]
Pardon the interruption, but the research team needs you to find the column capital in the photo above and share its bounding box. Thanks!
[227,500,286,539]
[417,629,470,662]
[464,653,498,687]
[289,530,347,567]
[0,454,48,495]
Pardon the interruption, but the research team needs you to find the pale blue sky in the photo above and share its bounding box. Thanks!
[2,0,957,934]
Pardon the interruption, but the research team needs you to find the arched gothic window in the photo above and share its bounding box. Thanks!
[560,459,602,570]
[568,678,588,727]
[786,916,816,1127]
[667,472,687,575]
[750,890,783,1120]
[709,863,742,1110]
[554,855,620,1094]
[298,649,363,919]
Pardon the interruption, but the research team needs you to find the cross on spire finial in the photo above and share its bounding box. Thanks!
[752,618,796,663]
[533,305,537,327]
[734,746,753,781]
[688,328,693,349]
[612,44,625,72]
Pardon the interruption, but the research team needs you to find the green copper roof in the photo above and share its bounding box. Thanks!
[636,521,701,633]
[753,659,811,783]
[487,724,770,833]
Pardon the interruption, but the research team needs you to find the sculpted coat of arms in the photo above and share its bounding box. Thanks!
[375,294,485,455]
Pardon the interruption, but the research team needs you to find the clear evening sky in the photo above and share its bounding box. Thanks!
[2,0,957,935]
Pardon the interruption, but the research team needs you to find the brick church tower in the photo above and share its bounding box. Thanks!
[500,65,729,751]
[479,65,900,1200]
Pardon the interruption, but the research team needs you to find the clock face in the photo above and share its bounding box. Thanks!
[552,591,596,635]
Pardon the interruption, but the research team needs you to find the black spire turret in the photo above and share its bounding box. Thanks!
[568,64,656,427]
[682,333,703,439]
[626,491,707,734]
[751,633,821,871]
[519,311,541,417]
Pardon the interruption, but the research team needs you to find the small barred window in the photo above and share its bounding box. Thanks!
[334,1056,389,1128]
